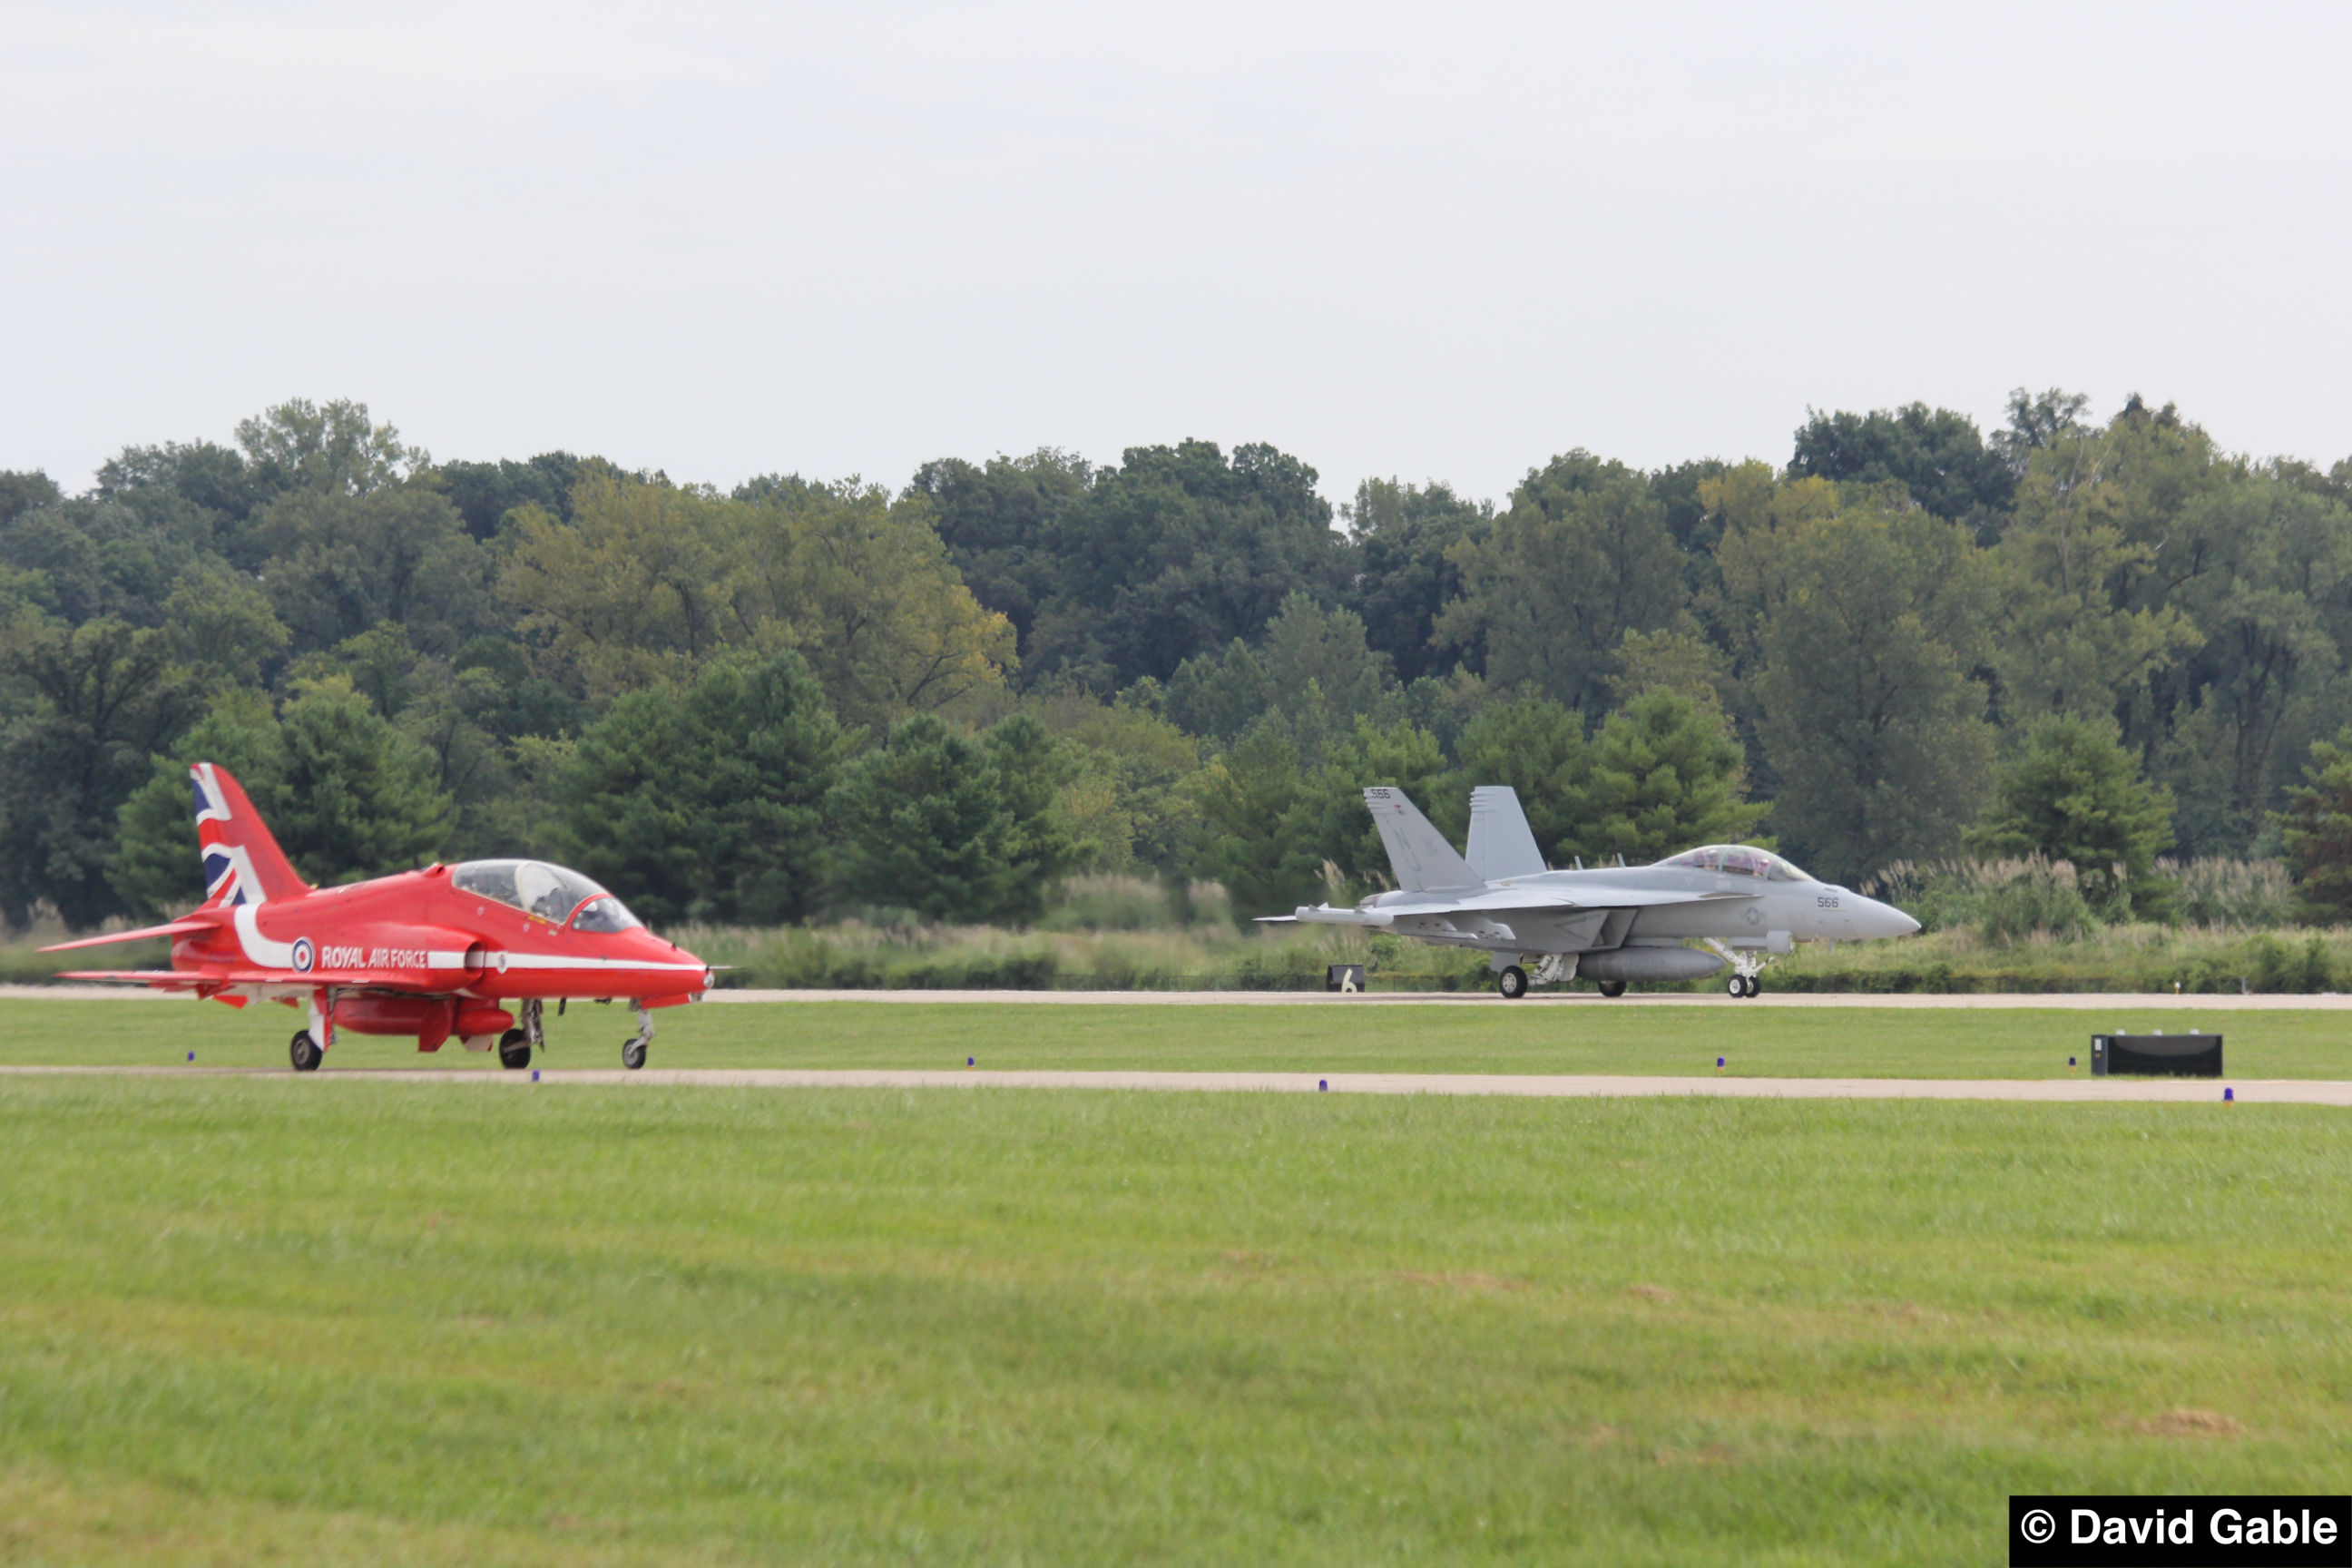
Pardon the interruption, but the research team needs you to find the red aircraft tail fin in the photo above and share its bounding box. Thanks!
[191,763,310,907]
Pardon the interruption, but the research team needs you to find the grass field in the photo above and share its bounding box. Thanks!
[1,1074,2347,1565]
[2,995,2347,1079]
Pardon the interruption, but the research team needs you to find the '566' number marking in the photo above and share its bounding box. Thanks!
[1817,895,1840,908]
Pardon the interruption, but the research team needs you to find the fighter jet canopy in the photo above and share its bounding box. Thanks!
[1655,845,1816,882]
[452,858,643,930]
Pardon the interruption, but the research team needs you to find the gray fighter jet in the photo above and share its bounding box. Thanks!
[1265,785,1919,998]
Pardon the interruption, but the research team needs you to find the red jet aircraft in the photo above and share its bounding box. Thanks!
[44,762,710,1071]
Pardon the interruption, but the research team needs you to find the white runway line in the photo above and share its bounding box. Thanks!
[3,1065,2343,1103]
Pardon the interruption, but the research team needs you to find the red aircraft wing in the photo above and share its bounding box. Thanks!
[39,919,218,952]
[55,965,429,991]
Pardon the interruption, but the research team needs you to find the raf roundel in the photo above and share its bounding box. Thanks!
[291,936,316,973]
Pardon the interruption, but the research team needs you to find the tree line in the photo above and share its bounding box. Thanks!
[5,390,2352,933]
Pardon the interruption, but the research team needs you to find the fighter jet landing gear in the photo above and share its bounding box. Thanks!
[1701,940,1770,999]
[498,1000,545,1069]
[622,1005,653,1070]
[1495,965,1528,999]
[1595,980,1627,998]
[289,1031,323,1072]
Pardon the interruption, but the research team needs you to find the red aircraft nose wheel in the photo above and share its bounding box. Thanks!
[496,1029,533,1071]
[622,1038,648,1071]
[289,1031,322,1073]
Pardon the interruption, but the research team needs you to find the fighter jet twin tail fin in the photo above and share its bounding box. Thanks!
[1362,784,1551,891]
[1466,786,1545,881]
[1361,786,1478,891]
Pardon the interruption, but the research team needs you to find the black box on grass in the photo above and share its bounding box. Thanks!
[2091,1033,2221,1077]
[1327,964,1366,994]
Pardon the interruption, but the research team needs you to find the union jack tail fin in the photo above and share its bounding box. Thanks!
[191,763,309,908]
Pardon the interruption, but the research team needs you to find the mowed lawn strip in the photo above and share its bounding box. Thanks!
[0,1078,2347,1566]
[2,996,2346,1078]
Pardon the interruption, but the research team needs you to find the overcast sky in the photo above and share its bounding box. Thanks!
[5,2,2347,507]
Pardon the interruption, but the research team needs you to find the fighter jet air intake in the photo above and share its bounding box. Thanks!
[1264,786,1920,998]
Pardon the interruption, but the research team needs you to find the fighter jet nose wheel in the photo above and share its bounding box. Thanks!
[1727,975,1760,998]
[289,1031,322,1072]
[1496,965,1528,1000]
[622,1038,648,1071]
[497,1028,533,1071]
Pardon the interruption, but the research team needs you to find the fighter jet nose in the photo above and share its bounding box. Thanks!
[1862,898,1920,937]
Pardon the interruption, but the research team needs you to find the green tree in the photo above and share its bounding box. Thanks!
[1195,715,1324,918]
[1454,697,1588,863]
[432,452,584,540]
[1024,440,1348,688]
[2276,728,2352,924]
[1303,716,1453,895]
[234,397,417,497]
[270,676,452,882]
[1344,478,1488,682]
[1436,453,1683,717]
[1789,402,2014,535]
[1964,714,2174,916]
[1016,688,1204,876]
[560,652,852,925]
[252,486,495,656]
[755,478,1016,730]
[504,474,1014,724]
[982,713,1091,921]
[162,566,289,690]
[1988,424,2199,728]
[1561,691,1766,866]
[0,470,63,525]
[0,619,198,927]
[906,448,1095,662]
[1165,639,1275,742]
[1755,505,1995,884]
[111,688,289,916]
[826,715,1017,922]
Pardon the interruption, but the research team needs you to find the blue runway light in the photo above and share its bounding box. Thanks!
[1318,1079,1328,1092]
[186,1051,193,1062]
[2224,1086,2234,1102]
[532,1069,540,1082]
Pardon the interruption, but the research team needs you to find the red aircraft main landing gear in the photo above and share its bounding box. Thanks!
[498,999,546,1070]
[289,1031,323,1072]
[622,1005,652,1070]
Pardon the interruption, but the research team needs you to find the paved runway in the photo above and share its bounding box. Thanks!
[702,989,2349,1010]
[5,985,2343,1010]
[2,1064,2337,1103]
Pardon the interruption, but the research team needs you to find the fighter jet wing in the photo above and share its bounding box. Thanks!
[55,966,421,991]
[39,918,218,951]
[1379,885,1759,914]
[1288,884,1758,927]
[52,969,214,989]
